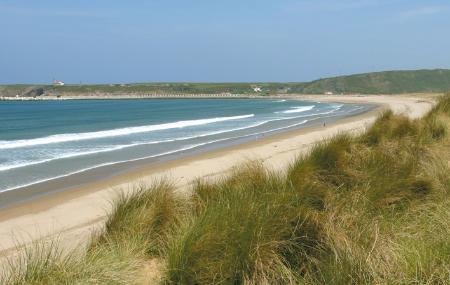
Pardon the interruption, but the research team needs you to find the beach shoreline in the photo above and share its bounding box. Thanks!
[0,92,438,101]
[0,95,436,262]
[0,102,375,209]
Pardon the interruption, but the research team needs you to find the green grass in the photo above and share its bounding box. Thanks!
[2,94,450,284]
[165,164,323,284]
[90,181,187,256]
[1,239,144,284]
[1,69,450,96]
[302,69,450,94]
[1,182,185,285]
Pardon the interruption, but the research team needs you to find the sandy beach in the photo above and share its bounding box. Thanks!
[0,94,435,263]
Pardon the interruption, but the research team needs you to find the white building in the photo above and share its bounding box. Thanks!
[325,91,333,95]
[53,80,65,86]
[252,87,262,92]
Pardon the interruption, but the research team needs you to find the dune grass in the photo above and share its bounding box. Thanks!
[2,94,450,284]
[1,182,186,285]
[165,164,324,284]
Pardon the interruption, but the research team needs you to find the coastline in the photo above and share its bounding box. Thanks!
[0,102,374,208]
[0,95,435,261]
[0,92,438,101]
[0,94,254,101]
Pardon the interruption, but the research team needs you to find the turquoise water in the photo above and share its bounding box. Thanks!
[0,99,370,192]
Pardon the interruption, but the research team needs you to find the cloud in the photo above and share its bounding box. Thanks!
[0,3,112,19]
[281,0,379,13]
[397,6,446,21]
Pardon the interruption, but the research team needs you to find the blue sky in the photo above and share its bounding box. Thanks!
[1,0,449,84]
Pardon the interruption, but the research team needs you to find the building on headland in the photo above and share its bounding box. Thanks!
[324,91,334,95]
[53,79,65,86]
[252,87,262,92]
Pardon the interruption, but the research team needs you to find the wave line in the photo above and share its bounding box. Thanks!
[0,114,254,150]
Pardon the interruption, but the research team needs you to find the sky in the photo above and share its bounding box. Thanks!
[1,0,450,84]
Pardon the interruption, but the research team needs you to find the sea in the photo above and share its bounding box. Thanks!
[0,99,372,194]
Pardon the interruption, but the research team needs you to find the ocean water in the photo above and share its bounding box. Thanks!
[0,99,370,192]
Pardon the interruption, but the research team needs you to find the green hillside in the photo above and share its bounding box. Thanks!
[301,69,450,94]
[1,69,450,97]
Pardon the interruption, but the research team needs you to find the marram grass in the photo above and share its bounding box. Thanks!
[2,94,450,284]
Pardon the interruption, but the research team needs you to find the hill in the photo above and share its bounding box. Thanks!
[301,69,450,94]
[1,69,450,97]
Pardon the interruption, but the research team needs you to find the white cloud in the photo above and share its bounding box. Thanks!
[397,6,446,21]
[281,0,379,13]
[0,3,112,19]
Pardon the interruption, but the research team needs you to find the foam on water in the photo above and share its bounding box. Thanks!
[0,99,369,193]
[0,142,216,193]
[0,121,268,171]
[276,105,315,114]
[0,119,310,193]
[0,114,254,150]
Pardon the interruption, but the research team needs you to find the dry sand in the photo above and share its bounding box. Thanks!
[0,94,435,263]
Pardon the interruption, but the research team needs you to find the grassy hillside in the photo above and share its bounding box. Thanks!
[2,94,450,284]
[302,69,450,94]
[0,83,298,96]
[1,69,450,97]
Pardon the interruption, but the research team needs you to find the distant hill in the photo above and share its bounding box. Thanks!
[1,69,450,97]
[300,69,450,94]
